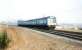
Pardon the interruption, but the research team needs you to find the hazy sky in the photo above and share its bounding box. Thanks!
[0,0,82,25]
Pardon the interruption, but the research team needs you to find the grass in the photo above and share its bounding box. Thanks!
[0,32,10,49]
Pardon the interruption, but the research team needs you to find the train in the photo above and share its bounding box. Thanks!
[18,16,56,30]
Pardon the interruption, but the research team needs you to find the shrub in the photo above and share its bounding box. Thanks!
[0,32,10,49]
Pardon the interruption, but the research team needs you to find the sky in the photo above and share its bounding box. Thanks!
[0,0,82,25]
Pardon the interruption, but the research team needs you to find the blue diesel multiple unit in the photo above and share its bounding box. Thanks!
[18,16,56,29]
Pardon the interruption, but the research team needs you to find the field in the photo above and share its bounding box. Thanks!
[0,25,82,50]
[55,26,82,33]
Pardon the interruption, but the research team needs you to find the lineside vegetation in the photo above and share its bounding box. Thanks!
[0,32,10,49]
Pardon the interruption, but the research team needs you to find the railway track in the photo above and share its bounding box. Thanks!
[50,31,82,41]
[31,28,82,41]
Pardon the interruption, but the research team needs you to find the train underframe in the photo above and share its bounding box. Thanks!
[18,24,55,30]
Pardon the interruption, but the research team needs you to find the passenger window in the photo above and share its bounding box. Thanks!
[53,18,56,23]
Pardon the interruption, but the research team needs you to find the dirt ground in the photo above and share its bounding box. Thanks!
[0,25,82,50]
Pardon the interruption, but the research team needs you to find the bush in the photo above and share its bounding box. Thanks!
[0,32,10,49]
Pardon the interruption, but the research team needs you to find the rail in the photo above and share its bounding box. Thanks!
[30,28,82,41]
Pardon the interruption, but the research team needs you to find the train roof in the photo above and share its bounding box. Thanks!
[26,16,56,21]
[47,16,56,18]
[18,16,56,22]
